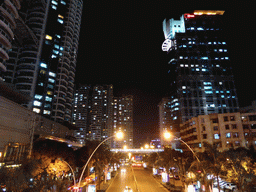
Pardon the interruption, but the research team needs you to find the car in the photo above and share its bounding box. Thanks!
[224,183,237,191]
[124,186,133,192]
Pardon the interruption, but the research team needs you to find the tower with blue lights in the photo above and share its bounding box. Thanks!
[162,10,239,124]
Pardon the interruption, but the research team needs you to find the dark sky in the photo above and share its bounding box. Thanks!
[75,1,256,147]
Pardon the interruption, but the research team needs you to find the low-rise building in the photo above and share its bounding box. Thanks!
[0,95,74,165]
[180,112,256,152]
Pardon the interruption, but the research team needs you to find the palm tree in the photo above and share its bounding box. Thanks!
[201,142,227,192]
[174,155,194,192]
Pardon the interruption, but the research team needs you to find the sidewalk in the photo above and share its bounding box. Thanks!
[152,174,183,192]
[97,171,118,192]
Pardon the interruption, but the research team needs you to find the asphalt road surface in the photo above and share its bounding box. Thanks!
[106,165,169,192]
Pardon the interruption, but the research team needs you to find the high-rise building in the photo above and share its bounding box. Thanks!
[112,95,133,149]
[158,97,180,146]
[162,10,239,124]
[2,0,83,124]
[72,84,91,145]
[72,85,114,144]
[0,0,21,79]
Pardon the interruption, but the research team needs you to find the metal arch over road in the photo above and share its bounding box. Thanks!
[110,148,164,153]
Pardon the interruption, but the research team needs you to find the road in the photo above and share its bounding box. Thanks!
[106,165,169,192]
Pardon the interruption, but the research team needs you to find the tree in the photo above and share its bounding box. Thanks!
[222,147,256,192]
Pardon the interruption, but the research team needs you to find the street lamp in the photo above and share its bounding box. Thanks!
[58,158,76,188]
[163,131,201,164]
[145,144,149,149]
[76,131,124,191]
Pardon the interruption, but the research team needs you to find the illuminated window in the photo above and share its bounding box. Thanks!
[226,133,231,138]
[40,69,46,75]
[33,101,41,106]
[57,19,64,24]
[54,44,59,49]
[40,63,47,68]
[49,72,56,77]
[47,91,53,95]
[45,35,52,40]
[180,64,184,67]
[35,94,43,100]
[53,50,59,54]
[48,78,55,83]
[51,5,57,10]
[51,55,57,58]
[43,110,50,115]
[182,86,186,89]
[60,0,66,5]
[214,134,220,139]
[58,14,64,19]
[51,0,58,5]
[33,108,40,113]
[56,35,61,38]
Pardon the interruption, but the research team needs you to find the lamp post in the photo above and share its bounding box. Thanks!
[76,131,123,192]
[58,158,76,189]
[164,131,201,164]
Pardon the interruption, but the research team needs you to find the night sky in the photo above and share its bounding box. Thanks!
[75,1,256,147]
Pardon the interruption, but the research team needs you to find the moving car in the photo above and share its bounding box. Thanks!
[124,186,133,192]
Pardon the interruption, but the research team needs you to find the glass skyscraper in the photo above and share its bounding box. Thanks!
[162,10,239,124]
[2,0,83,124]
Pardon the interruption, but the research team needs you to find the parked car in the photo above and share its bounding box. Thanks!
[225,183,237,191]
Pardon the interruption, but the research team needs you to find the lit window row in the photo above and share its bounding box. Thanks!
[214,49,227,52]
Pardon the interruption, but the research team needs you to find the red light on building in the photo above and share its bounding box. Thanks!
[184,14,195,18]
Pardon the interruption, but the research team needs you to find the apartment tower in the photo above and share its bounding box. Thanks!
[162,10,239,126]
[2,0,83,124]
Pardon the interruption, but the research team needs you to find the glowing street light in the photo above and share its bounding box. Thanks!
[163,131,201,164]
[145,144,149,149]
[123,145,127,150]
[76,131,123,192]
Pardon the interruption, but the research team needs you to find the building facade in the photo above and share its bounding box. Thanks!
[0,95,73,165]
[159,97,180,146]
[72,85,114,145]
[180,112,256,152]
[112,95,133,149]
[72,85,91,144]
[1,0,83,124]
[0,0,21,79]
[162,10,239,124]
